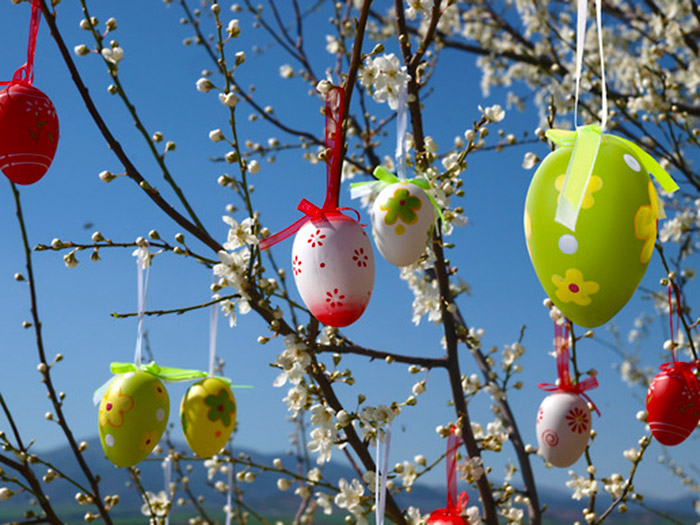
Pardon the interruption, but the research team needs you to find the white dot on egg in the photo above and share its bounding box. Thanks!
[156,409,165,421]
[623,154,641,172]
[558,234,578,254]
[105,434,115,447]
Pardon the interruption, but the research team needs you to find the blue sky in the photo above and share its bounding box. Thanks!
[1,0,698,507]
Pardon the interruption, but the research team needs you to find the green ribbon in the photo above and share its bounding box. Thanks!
[546,124,679,230]
[93,361,252,405]
[350,166,445,225]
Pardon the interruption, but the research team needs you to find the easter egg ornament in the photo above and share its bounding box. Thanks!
[180,298,250,458]
[427,427,470,525]
[524,0,678,328]
[260,87,374,327]
[94,246,208,467]
[350,81,442,267]
[536,322,599,468]
[0,0,59,185]
[646,285,700,446]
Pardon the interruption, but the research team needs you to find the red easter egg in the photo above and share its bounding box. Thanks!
[646,364,700,446]
[291,211,374,327]
[427,507,466,525]
[0,83,59,185]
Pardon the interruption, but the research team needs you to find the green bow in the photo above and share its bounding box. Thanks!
[350,166,445,224]
[546,124,679,230]
[93,361,252,405]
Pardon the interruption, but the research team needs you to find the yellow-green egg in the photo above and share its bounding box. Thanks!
[180,377,236,458]
[98,371,169,468]
[524,136,658,328]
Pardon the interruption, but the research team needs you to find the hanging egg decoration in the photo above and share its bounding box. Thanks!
[291,211,374,327]
[181,377,237,457]
[98,370,169,467]
[646,363,700,446]
[0,84,59,185]
[371,181,435,267]
[536,392,591,467]
[524,132,666,328]
[427,507,465,525]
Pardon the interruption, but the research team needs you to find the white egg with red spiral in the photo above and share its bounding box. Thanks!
[536,392,591,468]
[291,211,374,327]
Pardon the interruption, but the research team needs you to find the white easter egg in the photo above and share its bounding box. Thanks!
[371,182,435,267]
[536,392,591,468]
[291,211,374,327]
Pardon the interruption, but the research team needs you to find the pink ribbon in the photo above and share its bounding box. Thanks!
[259,87,360,251]
[1,0,42,86]
[538,322,601,417]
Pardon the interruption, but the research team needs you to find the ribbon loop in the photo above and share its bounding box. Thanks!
[2,0,42,87]
[546,126,679,232]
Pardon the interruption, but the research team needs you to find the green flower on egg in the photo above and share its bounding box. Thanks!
[380,187,422,231]
[204,389,237,427]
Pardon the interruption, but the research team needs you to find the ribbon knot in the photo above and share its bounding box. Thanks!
[546,125,678,232]
[1,0,41,87]
[538,322,601,416]
[659,361,700,396]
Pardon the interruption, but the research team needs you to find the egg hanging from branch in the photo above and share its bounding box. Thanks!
[646,363,700,446]
[536,392,591,467]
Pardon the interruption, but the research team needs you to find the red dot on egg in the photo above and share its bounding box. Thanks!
[568,283,580,293]
[320,262,325,268]
[106,403,113,411]
[215,430,222,438]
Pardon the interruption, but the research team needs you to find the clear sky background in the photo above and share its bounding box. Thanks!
[0,0,698,507]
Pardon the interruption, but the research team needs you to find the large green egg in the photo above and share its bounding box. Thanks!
[524,136,658,328]
[98,371,169,467]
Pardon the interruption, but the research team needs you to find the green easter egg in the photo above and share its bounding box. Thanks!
[98,371,169,467]
[524,136,658,328]
[180,377,236,458]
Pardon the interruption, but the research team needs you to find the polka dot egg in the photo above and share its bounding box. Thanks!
[371,182,435,267]
[181,377,237,458]
[524,136,659,328]
[291,211,374,327]
[98,371,169,468]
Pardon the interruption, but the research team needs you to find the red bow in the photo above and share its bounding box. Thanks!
[538,322,601,417]
[1,0,42,87]
[658,360,700,395]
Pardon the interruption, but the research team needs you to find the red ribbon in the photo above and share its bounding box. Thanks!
[538,321,601,417]
[445,426,468,512]
[1,0,42,87]
[259,87,356,251]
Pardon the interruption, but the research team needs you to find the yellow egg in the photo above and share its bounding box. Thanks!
[98,371,169,468]
[180,377,237,457]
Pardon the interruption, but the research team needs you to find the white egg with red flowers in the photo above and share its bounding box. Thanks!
[371,182,435,267]
[291,211,374,327]
[536,392,591,468]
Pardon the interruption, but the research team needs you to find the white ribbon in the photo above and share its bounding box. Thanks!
[573,0,607,131]
[375,422,392,525]
[133,245,151,368]
[395,71,408,182]
[209,279,219,377]
[225,463,234,525]
[163,455,172,525]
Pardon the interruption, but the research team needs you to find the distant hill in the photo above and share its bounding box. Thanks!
[0,437,696,523]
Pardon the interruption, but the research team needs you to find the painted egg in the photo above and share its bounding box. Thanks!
[0,84,59,185]
[524,137,658,328]
[427,508,465,524]
[646,365,700,446]
[180,377,237,458]
[98,371,169,468]
[291,211,374,327]
[536,392,591,467]
[371,182,435,267]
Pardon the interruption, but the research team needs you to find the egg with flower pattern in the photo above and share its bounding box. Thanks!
[524,137,659,328]
[291,211,374,327]
[0,84,59,185]
[181,377,237,457]
[646,364,700,446]
[98,371,169,467]
[536,392,591,467]
[371,182,435,267]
